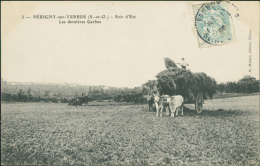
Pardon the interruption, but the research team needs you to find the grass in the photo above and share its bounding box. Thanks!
[1,95,259,165]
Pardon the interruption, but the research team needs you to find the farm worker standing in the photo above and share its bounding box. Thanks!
[147,93,153,111]
[177,58,189,69]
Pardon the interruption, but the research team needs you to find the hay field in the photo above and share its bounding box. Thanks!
[1,95,259,165]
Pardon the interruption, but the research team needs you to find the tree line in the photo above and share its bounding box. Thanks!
[142,75,259,94]
[216,76,259,93]
[1,80,147,104]
[1,75,259,103]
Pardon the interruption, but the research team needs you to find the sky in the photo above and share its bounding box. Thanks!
[1,1,259,88]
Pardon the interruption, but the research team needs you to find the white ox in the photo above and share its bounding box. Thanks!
[154,95,184,117]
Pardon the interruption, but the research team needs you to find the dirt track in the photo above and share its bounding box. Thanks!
[1,95,259,165]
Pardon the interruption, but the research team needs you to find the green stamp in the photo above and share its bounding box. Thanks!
[193,2,234,47]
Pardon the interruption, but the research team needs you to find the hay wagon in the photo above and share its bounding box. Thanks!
[155,58,217,113]
[181,92,204,113]
[156,83,207,113]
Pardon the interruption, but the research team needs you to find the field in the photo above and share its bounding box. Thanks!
[1,95,259,165]
[213,92,259,99]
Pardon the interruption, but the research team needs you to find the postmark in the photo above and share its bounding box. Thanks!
[193,2,235,48]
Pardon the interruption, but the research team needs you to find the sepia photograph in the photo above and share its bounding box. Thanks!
[1,1,259,165]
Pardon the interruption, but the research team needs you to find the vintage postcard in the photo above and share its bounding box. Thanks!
[1,1,259,165]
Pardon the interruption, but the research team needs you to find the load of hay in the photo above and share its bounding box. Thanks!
[156,58,216,101]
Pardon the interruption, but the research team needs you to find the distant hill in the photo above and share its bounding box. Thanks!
[1,78,142,98]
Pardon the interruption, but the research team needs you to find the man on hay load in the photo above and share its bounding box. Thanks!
[176,58,189,70]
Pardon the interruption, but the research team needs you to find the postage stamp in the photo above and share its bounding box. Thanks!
[193,2,235,48]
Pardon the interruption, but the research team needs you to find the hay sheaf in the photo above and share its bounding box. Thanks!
[164,57,178,68]
[156,59,216,101]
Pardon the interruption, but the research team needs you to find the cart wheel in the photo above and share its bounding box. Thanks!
[195,93,203,113]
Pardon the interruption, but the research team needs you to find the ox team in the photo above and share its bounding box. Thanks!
[147,58,188,117]
[147,93,184,117]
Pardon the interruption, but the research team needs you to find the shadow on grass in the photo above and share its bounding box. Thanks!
[86,103,130,106]
[183,106,245,117]
[74,102,133,107]
[144,106,246,117]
